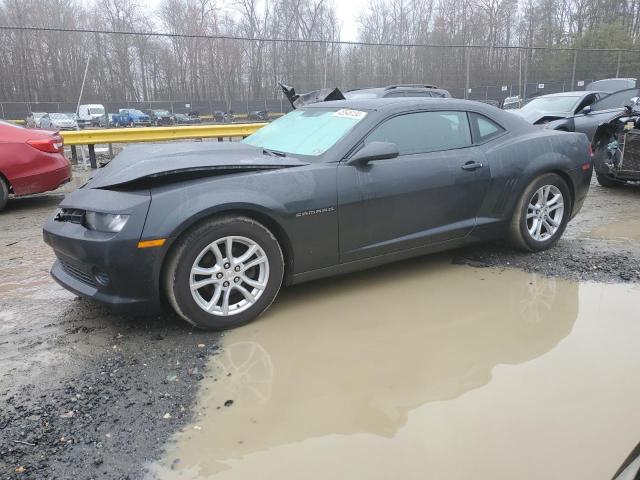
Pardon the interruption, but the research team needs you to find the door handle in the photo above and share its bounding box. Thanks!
[461,161,483,171]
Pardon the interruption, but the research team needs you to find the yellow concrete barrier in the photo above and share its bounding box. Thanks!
[60,123,267,146]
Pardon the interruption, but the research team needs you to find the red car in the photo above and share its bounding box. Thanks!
[0,120,71,211]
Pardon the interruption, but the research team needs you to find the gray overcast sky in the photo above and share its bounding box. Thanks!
[142,0,368,42]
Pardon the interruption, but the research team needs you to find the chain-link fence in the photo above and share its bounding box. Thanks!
[1,26,639,120]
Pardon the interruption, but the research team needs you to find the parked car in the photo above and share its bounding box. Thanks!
[0,120,71,211]
[40,113,78,131]
[537,88,640,140]
[146,109,174,126]
[502,96,523,110]
[248,110,269,121]
[591,98,640,187]
[98,113,117,128]
[26,112,47,128]
[173,113,202,125]
[112,109,151,127]
[43,98,591,330]
[586,78,637,93]
[63,112,80,123]
[345,84,452,99]
[213,110,234,123]
[508,91,607,127]
[78,104,106,128]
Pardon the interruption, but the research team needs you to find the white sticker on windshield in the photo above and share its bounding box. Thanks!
[333,109,367,120]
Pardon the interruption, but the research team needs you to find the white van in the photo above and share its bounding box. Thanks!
[78,104,106,127]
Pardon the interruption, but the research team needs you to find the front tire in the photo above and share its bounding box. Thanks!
[508,173,571,252]
[164,216,284,330]
[0,177,8,211]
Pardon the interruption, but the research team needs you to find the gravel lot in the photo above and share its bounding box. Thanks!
[0,173,638,479]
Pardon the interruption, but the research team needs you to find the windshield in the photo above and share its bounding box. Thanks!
[50,113,71,120]
[155,110,170,115]
[131,110,145,116]
[521,96,579,113]
[89,107,105,115]
[242,108,367,156]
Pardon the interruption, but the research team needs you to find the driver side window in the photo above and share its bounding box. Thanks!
[575,94,597,113]
[365,111,471,156]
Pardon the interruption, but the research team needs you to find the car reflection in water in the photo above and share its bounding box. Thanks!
[149,256,586,479]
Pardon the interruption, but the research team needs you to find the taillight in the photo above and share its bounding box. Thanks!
[27,136,64,154]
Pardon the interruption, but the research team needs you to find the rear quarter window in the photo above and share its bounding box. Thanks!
[469,113,505,142]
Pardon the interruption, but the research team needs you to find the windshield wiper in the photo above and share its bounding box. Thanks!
[262,148,287,157]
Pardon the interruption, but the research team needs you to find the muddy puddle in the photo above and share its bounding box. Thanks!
[146,257,639,479]
[587,219,640,243]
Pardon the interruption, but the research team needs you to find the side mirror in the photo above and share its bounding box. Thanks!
[581,105,592,114]
[348,141,399,165]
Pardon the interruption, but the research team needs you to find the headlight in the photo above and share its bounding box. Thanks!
[84,212,129,232]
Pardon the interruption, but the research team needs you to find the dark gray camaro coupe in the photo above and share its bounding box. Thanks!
[43,98,592,330]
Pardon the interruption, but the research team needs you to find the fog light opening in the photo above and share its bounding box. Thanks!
[92,267,111,286]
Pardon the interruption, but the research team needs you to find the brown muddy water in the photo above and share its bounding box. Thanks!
[588,219,640,243]
[148,256,640,480]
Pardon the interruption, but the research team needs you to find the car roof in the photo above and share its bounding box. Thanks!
[532,91,603,98]
[306,97,479,111]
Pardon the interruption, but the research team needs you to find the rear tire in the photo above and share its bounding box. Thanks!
[0,177,8,211]
[596,173,622,188]
[508,173,571,252]
[164,215,284,330]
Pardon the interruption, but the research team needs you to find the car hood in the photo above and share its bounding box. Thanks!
[87,142,309,189]
[510,109,571,124]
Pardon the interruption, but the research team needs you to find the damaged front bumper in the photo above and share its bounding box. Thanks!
[42,187,164,314]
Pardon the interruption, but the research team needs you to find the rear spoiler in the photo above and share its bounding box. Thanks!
[279,82,345,109]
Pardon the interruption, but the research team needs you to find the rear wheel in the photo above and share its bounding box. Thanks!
[0,177,8,211]
[596,172,622,188]
[508,173,571,252]
[164,216,284,330]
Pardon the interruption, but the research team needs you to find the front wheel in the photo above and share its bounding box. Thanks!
[508,173,571,252]
[0,177,9,211]
[164,216,284,330]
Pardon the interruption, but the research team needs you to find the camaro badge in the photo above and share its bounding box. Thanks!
[295,207,335,217]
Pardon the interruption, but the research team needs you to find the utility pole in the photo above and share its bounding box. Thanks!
[76,55,90,116]
[76,54,91,167]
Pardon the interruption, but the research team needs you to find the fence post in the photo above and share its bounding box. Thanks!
[518,48,522,98]
[0,103,4,119]
[616,51,622,77]
[523,48,529,101]
[465,46,471,100]
[88,145,97,169]
[571,50,577,89]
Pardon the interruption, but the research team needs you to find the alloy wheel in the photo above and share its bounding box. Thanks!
[189,236,269,316]
[526,185,564,242]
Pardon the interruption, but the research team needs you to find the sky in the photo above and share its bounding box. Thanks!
[143,0,369,42]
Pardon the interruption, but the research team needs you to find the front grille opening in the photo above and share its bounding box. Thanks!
[61,261,96,286]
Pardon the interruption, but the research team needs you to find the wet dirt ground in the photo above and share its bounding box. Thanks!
[1,176,639,479]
